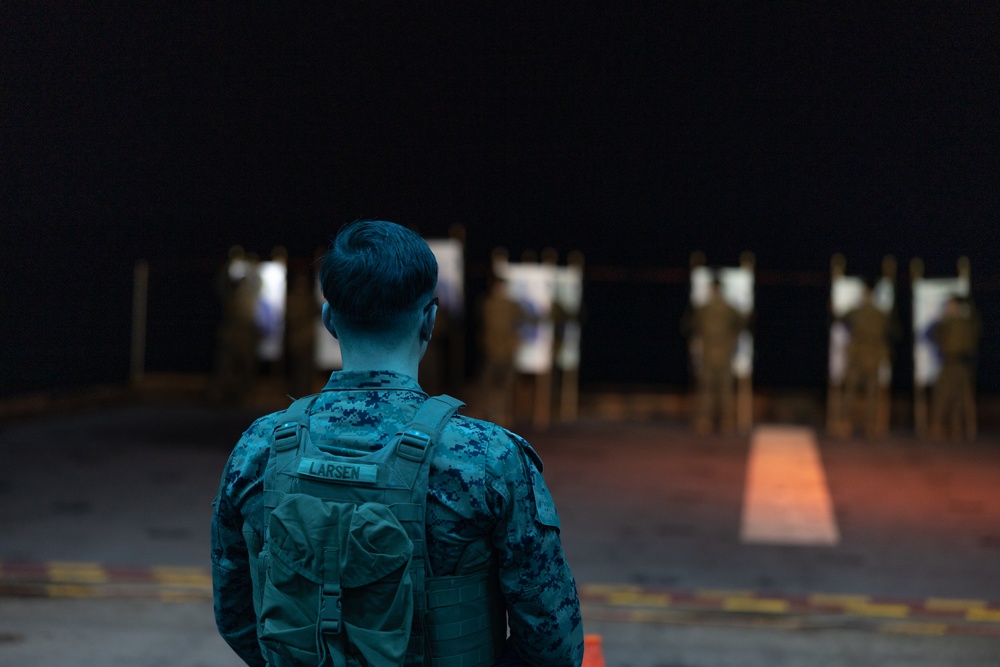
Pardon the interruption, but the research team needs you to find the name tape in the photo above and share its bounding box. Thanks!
[297,458,378,484]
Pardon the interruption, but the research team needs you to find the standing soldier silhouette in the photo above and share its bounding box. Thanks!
[929,295,981,439]
[689,280,744,435]
[211,246,262,404]
[841,285,891,439]
[477,274,527,427]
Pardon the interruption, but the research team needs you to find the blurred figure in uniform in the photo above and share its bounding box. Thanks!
[930,295,981,439]
[840,284,891,439]
[687,279,744,435]
[285,268,320,398]
[210,246,262,404]
[477,274,526,427]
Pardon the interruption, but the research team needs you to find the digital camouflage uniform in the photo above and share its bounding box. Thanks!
[211,270,262,404]
[212,370,584,667]
[930,304,981,438]
[691,293,743,434]
[478,288,526,426]
[842,301,889,438]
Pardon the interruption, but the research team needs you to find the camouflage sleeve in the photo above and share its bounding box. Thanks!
[489,429,585,667]
[211,427,269,667]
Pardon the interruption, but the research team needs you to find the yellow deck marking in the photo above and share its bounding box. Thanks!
[925,598,987,612]
[151,566,212,588]
[809,593,871,607]
[967,608,1000,623]
[722,597,790,614]
[740,426,840,546]
[845,602,910,618]
[46,584,102,598]
[47,562,108,584]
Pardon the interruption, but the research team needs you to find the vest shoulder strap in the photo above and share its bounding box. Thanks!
[395,394,465,462]
[272,393,320,453]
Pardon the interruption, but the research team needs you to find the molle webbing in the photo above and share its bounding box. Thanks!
[425,570,507,667]
[265,393,508,667]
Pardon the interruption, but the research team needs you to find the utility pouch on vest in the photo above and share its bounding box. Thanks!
[247,393,477,667]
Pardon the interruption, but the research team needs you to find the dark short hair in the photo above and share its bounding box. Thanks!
[319,220,437,329]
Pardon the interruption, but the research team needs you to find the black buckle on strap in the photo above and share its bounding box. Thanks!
[273,421,299,452]
[397,429,431,462]
[319,582,342,635]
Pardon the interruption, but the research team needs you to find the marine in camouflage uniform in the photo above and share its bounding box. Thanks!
[687,282,744,435]
[841,288,890,439]
[212,220,583,667]
[477,275,527,427]
[930,296,981,439]
[211,252,262,405]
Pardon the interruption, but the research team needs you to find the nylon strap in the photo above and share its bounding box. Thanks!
[388,394,465,497]
[319,544,346,667]
[405,395,466,445]
[394,394,464,665]
[262,394,320,529]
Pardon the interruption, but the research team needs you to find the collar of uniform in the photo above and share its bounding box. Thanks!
[321,370,426,394]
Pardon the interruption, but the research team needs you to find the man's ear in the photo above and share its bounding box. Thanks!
[419,302,437,342]
[321,302,338,339]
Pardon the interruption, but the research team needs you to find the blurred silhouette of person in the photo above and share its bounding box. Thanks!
[254,246,288,375]
[285,268,320,398]
[551,288,586,422]
[211,246,262,404]
[840,284,892,439]
[686,279,744,434]
[478,274,527,427]
[929,295,981,439]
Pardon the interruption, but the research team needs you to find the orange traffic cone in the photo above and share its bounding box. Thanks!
[582,633,606,667]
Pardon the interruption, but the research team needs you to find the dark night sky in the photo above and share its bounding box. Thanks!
[3,4,999,396]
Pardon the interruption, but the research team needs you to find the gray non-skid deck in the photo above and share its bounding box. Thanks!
[1,403,998,666]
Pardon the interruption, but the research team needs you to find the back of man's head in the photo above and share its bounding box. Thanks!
[320,220,437,333]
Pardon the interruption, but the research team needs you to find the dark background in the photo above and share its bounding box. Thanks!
[3,4,998,398]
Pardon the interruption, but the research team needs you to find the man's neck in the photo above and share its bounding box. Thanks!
[329,309,432,383]
[339,343,422,381]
